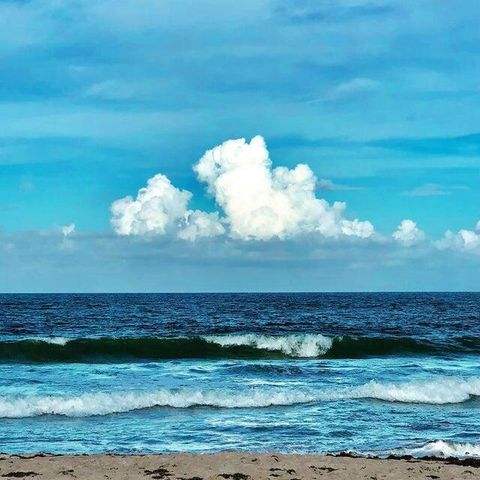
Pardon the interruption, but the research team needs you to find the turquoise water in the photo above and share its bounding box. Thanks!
[1,293,480,457]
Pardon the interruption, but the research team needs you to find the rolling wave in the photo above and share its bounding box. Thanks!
[0,333,473,362]
[350,377,480,404]
[2,376,479,418]
[0,388,317,418]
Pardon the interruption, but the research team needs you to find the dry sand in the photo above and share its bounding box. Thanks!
[0,452,478,480]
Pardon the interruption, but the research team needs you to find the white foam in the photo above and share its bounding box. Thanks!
[348,377,480,404]
[396,440,480,458]
[203,334,334,357]
[35,337,70,346]
[3,376,479,418]
[0,388,317,418]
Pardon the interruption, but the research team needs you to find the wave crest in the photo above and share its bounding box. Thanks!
[0,388,316,418]
[351,377,480,404]
[0,333,461,362]
[2,376,480,418]
[204,334,333,357]
[396,440,480,459]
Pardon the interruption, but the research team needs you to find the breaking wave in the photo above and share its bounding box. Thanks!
[0,388,317,418]
[2,376,479,418]
[349,377,480,404]
[0,333,474,362]
[392,440,480,459]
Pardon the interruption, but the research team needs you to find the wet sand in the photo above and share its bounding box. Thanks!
[0,452,478,480]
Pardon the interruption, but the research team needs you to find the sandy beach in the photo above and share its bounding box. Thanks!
[0,452,478,480]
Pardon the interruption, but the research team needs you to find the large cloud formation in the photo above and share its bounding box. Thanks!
[195,136,374,240]
[111,135,374,241]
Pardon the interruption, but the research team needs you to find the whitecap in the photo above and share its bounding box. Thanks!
[0,388,317,418]
[348,377,480,404]
[395,440,480,458]
[203,334,334,357]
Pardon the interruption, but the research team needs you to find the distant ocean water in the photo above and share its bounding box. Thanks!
[1,292,480,457]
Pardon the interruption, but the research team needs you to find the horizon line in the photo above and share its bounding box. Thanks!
[1,291,479,295]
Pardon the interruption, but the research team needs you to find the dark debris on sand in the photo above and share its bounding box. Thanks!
[330,451,480,468]
[1,473,39,478]
[219,473,251,480]
[144,467,172,479]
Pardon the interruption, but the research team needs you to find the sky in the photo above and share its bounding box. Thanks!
[1,0,480,292]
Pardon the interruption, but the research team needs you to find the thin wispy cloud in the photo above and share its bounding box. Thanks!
[19,181,35,192]
[275,0,396,24]
[317,179,365,192]
[0,204,18,213]
[324,77,380,102]
[402,183,469,197]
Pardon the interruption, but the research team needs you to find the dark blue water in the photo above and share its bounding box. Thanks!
[1,293,479,457]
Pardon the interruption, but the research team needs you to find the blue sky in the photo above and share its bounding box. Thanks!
[1,0,480,291]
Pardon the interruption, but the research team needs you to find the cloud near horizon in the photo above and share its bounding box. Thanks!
[109,135,480,256]
[392,220,425,247]
[110,174,225,241]
[436,221,480,253]
[111,136,375,242]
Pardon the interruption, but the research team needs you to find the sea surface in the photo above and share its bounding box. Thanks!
[1,292,480,458]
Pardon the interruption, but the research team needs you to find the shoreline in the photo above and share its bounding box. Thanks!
[0,452,478,480]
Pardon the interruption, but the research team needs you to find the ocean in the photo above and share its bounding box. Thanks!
[1,292,479,458]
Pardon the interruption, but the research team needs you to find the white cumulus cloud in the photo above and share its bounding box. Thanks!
[177,210,225,241]
[194,135,374,241]
[111,174,191,236]
[392,219,425,246]
[111,135,374,242]
[436,222,480,253]
[110,174,224,241]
